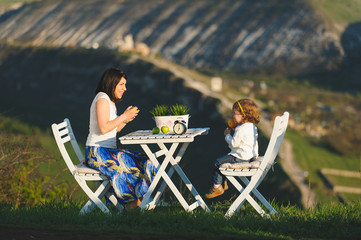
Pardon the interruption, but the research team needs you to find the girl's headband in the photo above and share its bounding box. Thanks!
[237,101,245,116]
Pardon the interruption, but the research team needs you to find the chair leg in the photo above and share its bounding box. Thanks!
[105,191,124,212]
[225,176,247,217]
[243,193,268,218]
[240,177,278,215]
[78,178,111,214]
[224,176,275,218]
[93,180,124,213]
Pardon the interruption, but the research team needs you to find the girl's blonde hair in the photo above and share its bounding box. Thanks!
[233,98,260,124]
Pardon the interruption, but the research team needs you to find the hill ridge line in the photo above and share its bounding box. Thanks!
[0,0,346,76]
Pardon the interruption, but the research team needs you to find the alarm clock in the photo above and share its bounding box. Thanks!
[173,120,187,135]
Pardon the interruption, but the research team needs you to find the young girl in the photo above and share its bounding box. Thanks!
[205,98,260,199]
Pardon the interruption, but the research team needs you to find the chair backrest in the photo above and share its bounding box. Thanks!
[51,118,85,174]
[258,112,289,175]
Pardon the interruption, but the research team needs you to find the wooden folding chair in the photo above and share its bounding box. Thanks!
[51,118,123,214]
[219,112,289,218]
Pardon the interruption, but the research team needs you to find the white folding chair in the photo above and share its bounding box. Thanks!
[219,112,289,218]
[52,118,123,214]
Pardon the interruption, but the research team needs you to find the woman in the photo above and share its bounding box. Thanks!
[85,67,157,210]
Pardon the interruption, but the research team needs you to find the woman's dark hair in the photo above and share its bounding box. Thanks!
[95,68,127,102]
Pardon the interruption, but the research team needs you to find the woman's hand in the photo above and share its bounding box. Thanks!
[224,127,231,136]
[122,106,139,123]
[96,98,140,134]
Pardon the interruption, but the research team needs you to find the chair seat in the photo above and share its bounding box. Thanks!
[219,168,258,176]
[219,158,262,170]
[76,162,102,174]
[220,167,258,172]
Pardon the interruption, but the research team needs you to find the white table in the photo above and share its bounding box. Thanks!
[119,128,210,212]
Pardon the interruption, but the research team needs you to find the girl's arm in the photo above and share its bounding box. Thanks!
[96,98,138,134]
[225,126,243,148]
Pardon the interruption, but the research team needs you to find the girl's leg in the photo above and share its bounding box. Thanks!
[206,155,237,199]
[212,155,238,185]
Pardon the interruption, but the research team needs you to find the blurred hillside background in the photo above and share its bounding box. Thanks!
[0,0,360,209]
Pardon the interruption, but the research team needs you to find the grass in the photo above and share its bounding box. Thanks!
[0,200,360,239]
[309,0,361,25]
[285,130,361,204]
[0,0,41,7]
[308,0,361,36]
[327,175,361,188]
[0,114,85,201]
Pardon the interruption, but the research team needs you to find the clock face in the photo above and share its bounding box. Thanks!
[173,122,186,135]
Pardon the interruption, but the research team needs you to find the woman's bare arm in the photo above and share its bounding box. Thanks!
[96,98,138,134]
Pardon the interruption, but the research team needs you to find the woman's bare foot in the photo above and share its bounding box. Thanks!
[125,198,141,210]
[125,199,138,210]
[136,198,141,207]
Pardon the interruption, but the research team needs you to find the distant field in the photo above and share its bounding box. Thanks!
[309,0,361,29]
[0,0,39,4]
[2,0,361,24]
[286,130,361,204]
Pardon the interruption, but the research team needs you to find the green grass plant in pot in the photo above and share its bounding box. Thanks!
[169,104,189,116]
[150,104,190,134]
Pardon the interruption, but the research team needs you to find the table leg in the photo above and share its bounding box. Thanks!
[150,142,189,207]
[139,142,191,211]
[138,141,209,212]
[138,142,178,210]
[168,154,210,212]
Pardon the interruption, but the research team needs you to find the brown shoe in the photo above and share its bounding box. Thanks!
[223,180,228,191]
[205,185,224,199]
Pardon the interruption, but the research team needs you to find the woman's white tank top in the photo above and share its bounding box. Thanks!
[86,92,117,149]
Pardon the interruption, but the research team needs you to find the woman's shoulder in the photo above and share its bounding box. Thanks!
[95,92,111,102]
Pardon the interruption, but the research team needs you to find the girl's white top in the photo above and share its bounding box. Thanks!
[225,122,259,160]
[86,92,118,149]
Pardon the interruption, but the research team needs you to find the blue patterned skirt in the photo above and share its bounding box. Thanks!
[85,146,157,204]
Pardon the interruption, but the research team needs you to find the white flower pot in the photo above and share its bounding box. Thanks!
[154,114,189,134]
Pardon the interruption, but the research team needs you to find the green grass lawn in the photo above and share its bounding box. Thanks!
[309,0,361,23]
[0,0,40,4]
[0,114,85,201]
[1,200,360,239]
[286,130,361,204]
[327,175,361,188]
